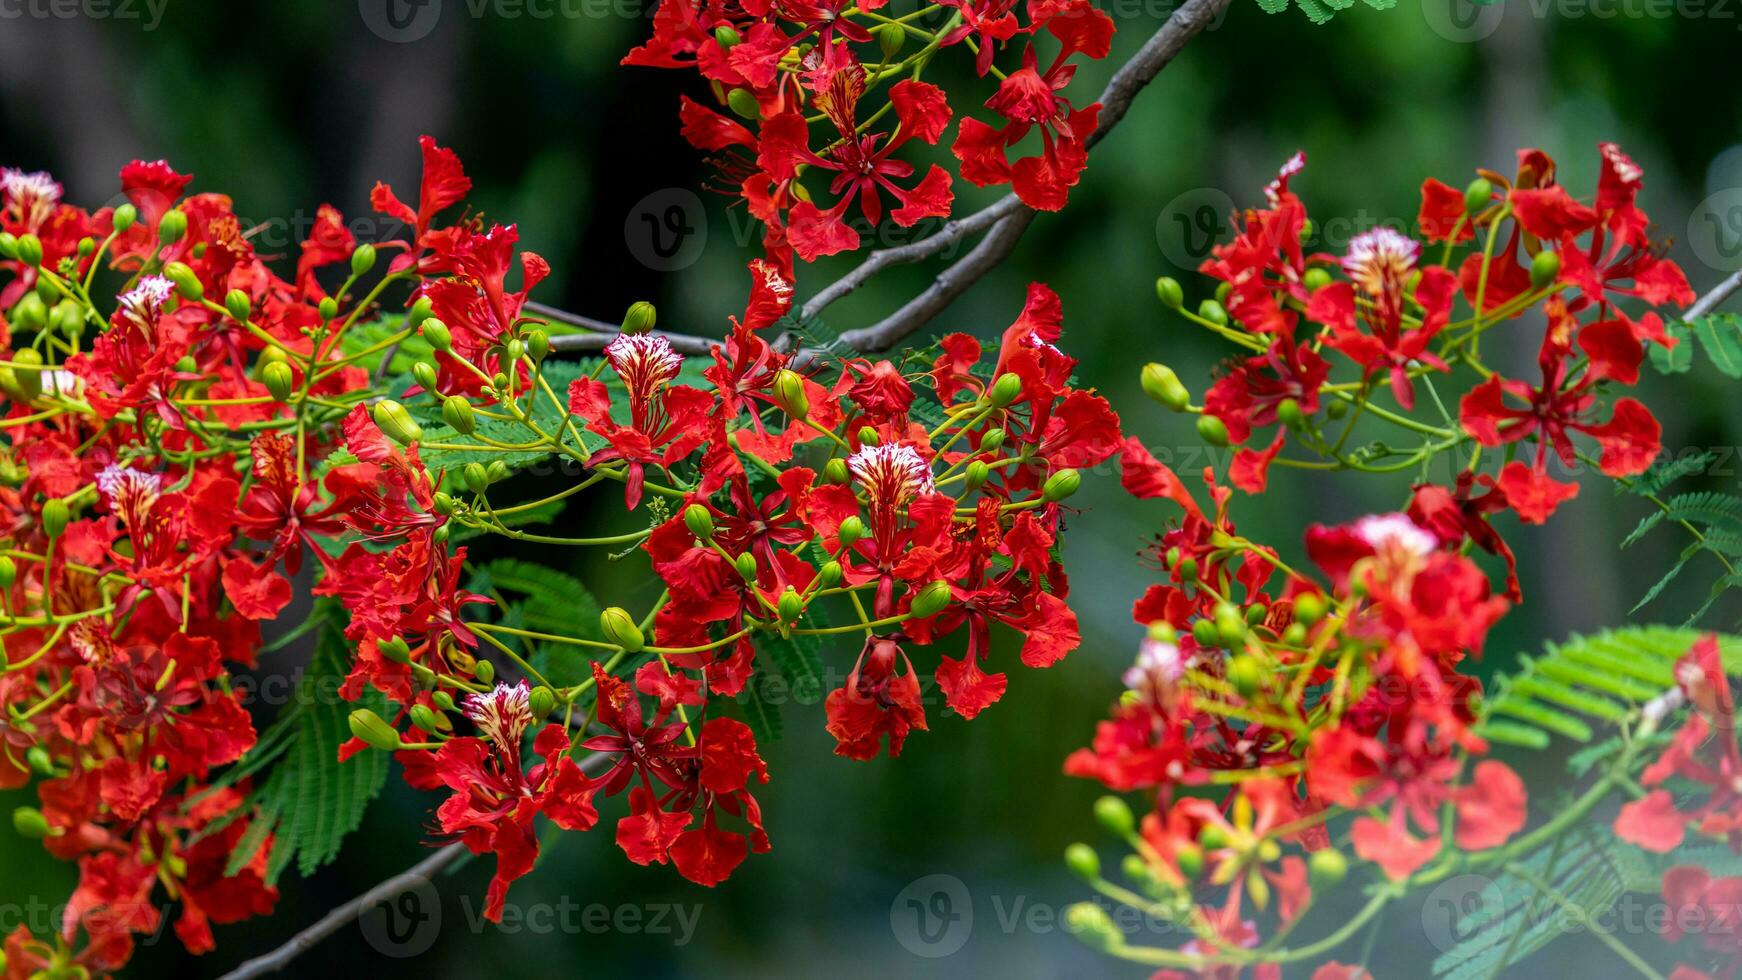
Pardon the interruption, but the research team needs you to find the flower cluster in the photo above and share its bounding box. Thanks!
[625,0,1116,272]
[0,137,1118,971]
[1055,146,1738,976]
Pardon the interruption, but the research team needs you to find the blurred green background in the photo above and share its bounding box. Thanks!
[2,1,1739,976]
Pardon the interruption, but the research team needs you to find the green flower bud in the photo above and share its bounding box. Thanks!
[318,296,339,322]
[474,660,495,685]
[715,24,741,47]
[1326,398,1348,420]
[1529,249,1561,289]
[987,372,1022,408]
[1227,654,1263,698]
[351,243,378,277]
[980,428,1005,453]
[10,347,42,401]
[908,579,952,619]
[1140,362,1191,412]
[530,686,557,719]
[1094,795,1135,837]
[817,561,843,588]
[372,399,423,446]
[1065,843,1101,881]
[772,368,808,419]
[684,503,715,539]
[1196,414,1230,447]
[1464,177,1494,215]
[0,556,14,589]
[25,746,53,776]
[1154,275,1184,309]
[12,807,51,839]
[1282,622,1308,646]
[1214,602,1246,644]
[1303,267,1333,291]
[112,203,138,233]
[525,329,550,362]
[838,515,866,547]
[1244,602,1268,626]
[412,361,440,393]
[1121,854,1153,887]
[431,491,455,516]
[601,607,645,652]
[856,425,880,447]
[225,288,252,322]
[876,21,905,58]
[503,338,524,364]
[0,233,15,259]
[463,462,490,496]
[1175,842,1205,879]
[778,587,804,623]
[964,460,990,492]
[1198,299,1229,326]
[262,361,295,402]
[1062,903,1119,950]
[157,209,187,245]
[410,704,449,735]
[735,551,759,581]
[623,301,658,335]
[727,88,761,120]
[406,296,435,330]
[1293,592,1326,625]
[822,458,849,484]
[49,300,81,339]
[1308,847,1348,889]
[14,234,43,268]
[12,293,46,334]
[40,497,69,539]
[485,460,509,484]
[432,690,456,712]
[1192,617,1220,648]
[378,636,412,664]
[348,709,401,751]
[1042,468,1081,503]
[1277,398,1305,430]
[1198,824,1228,850]
[442,395,476,435]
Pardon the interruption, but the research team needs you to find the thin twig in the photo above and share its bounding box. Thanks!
[547,327,717,357]
[523,300,620,335]
[1686,267,1742,320]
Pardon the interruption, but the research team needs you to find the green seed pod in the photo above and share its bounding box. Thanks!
[601,607,645,652]
[225,288,252,322]
[1196,414,1230,447]
[1529,249,1561,289]
[1303,267,1333,291]
[714,24,741,48]
[463,462,490,496]
[909,579,952,619]
[1094,795,1135,837]
[684,503,714,540]
[1227,654,1263,698]
[1198,299,1229,326]
[372,399,423,446]
[112,203,138,233]
[351,243,378,277]
[988,372,1023,408]
[1154,275,1184,309]
[0,556,14,589]
[1464,177,1494,215]
[14,234,43,268]
[778,587,803,623]
[1293,592,1326,625]
[10,348,42,401]
[262,361,295,402]
[964,460,990,492]
[838,515,866,547]
[157,209,188,245]
[622,301,658,335]
[822,458,849,484]
[442,395,476,435]
[412,361,439,393]
[318,297,339,322]
[12,807,51,839]
[772,368,808,419]
[1140,362,1191,412]
[41,497,69,539]
[348,709,401,751]
[1042,468,1081,503]
[410,704,449,735]
[856,425,879,447]
[735,551,759,581]
[1309,847,1348,889]
[726,88,761,120]
[529,686,557,719]
[1065,843,1100,882]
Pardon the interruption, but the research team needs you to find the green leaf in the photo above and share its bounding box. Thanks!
[1692,313,1742,378]
[470,558,605,688]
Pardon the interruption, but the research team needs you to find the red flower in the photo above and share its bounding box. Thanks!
[825,634,929,759]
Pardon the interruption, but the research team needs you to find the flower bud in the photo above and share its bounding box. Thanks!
[351,243,378,277]
[1063,903,1119,951]
[817,561,843,588]
[1282,623,1307,646]
[964,460,990,492]
[856,425,879,447]
[822,458,849,484]
[10,347,42,401]
[1065,843,1100,881]
[987,372,1022,408]
[224,288,252,322]
[622,301,657,335]
[0,233,15,259]
[11,294,45,334]
[25,746,53,776]
[262,361,295,402]
[1154,275,1184,309]
[1195,414,1230,447]
[1042,468,1080,503]
[727,88,761,120]
[1308,847,1348,889]
[980,427,1005,453]
[411,314,449,354]
[1244,602,1268,626]
[0,556,13,589]
[431,491,455,516]
[474,660,495,685]
[442,395,476,435]
[778,587,803,623]
[503,338,524,364]
[601,607,645,652]
[1084,798,1132,844]
[1198,299,1229,326]
[158,209,187,245]
[1198,824,1228,850]
[772,368,808,419]
[1227,654,1263,698]
[1529,249,1561,289]
[463,462,490,496]
[714,24,740,47]
[378,636,412,664]
[1278,397,1306,430]
[112,203,138,233]
[909,580,952,619]
[1140,363,1191,412]
[1174,842,1205,879]
[410,704,449,735]
[525,329,550,362]
[347,709,401,751]
[684,503,715,539]
[1303,267,1333,291]
[1177,557,1199,584]
[412,361,440,393]
[372,399,423,446]
[530,686,557,719]
[1293,592,1326,625]
[12,807,51,839]
[40,498,69,539]
[318,297,339,322]
[432,691,455,712]
[14,234,43,268]
[838,515,866,547]
[876,22,904,58]
[1464,177,1494,215]
[735,551,759,581]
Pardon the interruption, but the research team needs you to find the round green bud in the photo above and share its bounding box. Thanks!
[601,607,645,653]
[1303,267,1333,291]
[0,233,15,259]
[980,428,1005,453]
[987,372,1023,408]
[225,288,252,323]
[1529,249,1561,289]
[1282,623,1308,646]
[856,425,880,447]
[12,293,46,334]
[684,503,715,539]
[10,347,42,401]
[412,361,440,393]
[876,21,905,58]
[622,300,658,335]
[112,203,138,233]
[735,551,759,582]
[1198,824,1228,850]
[372,399,423,446]
[1196,414,1230,447]
[474,659,495,685]
[12,807,51,840]
[0,556,14,589]
[1227,654,1263,698]
[432,691,455,712]
[817,561,843,588]
[529,686,557,719]
[442,395,476,435]
[410,704,449,735]
[964,460,990,492]
[350,243,378,277]
[1062,903,1119,950]
[525,329,550,362]
[378,636,412,664]
[778,587,804,623]
[407,296,435,328]
[1154,275,1184,309]
[1140,362,1191,412]
[1094,795,1135,837]
[431,491,455,516]
[25,746,53,776]
[1309,847,1348,889]
[262,361,295,402]
[463,462,490,496]
[503,338,524,364]
[1042,468,1081,503]
[318,296,339,322]
[1177,557,1199,584]
[726,88,761,120]
[909,579,952,620]
[1198,299,1229,326]
[1065,843,1101,882]
[772,368,809,419]
[1464,177,1494,215]
[157,209,187,245]
[1175,842,1205,880]
[14,234,43,268]
[822,457,849,485]
[838,515,866,547]
[1293,592,1326,625]
[1277,397,1305,430]
[1192,618,1220,648]
[347,709,401,751]
[714,24,741,48]
[1214,602,1247,646]
[40,497,69,539]
[1244,602,1268,626]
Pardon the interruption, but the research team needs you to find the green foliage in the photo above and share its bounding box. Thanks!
[225,605,391,885]
[469,558,608,689]
[1615,453,1742,622]
[1654,314,1742,378]
[1256,0,1396,25]
[409,359,604,474]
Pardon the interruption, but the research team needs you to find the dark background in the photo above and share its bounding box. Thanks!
[2,0,1740,976]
